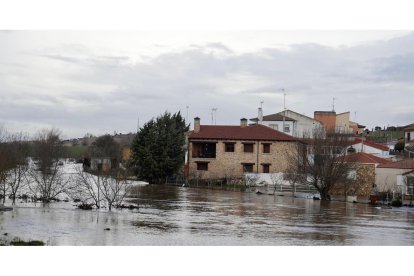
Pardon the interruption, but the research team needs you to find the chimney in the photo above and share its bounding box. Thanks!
[258,107,263,123]
[240,118,248,128]
[194,117,200,133]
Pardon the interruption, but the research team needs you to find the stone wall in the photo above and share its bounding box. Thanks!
[188,140,296,179]
[331,163,376,197]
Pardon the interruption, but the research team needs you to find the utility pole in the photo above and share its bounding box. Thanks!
[332,97,336,112]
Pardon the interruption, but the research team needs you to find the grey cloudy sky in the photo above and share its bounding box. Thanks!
[1,30,413,139]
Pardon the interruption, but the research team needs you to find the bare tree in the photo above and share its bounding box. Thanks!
[270,173,285,195]
[403,174,414,206]
[6,133,30,205]
[27,129,73,202]
[286,126,355,201]
[71,166,103,208]
[245,173,259,191]
[0,127,13,205]
[98,169,131,211]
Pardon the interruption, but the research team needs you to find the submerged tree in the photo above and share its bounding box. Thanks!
[130,111,188,184]
[27,129,73,202]
[286,126,355,201]
[71,166,131,210]
[0,127,13,205]
[6,133,30,205]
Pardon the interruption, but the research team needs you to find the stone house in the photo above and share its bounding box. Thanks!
[332,152,391,197]
[250,108,322,138]
[185,117,297,179]
[376,159,414,195]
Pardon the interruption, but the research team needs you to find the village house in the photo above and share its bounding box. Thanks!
[402,123,414,146]
[314,110,364,135]
[250,108,322,138]
[349,121,366,135]
[347,138,390,158]
[375,159,414,196]
[331,152,391,199]
[185,117,297,180]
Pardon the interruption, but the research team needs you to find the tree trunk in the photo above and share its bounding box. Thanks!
[320,188,331,201]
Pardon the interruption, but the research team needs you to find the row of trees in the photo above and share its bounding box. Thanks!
[0,127,131,209]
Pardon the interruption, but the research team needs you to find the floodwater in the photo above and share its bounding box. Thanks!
[1,185,414,245]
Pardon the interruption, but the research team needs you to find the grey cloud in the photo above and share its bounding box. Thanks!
[2,32,414,138]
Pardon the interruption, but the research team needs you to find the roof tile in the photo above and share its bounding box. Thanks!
[377,159,414,169]
[349,138,389,151]
[187,124,296,141]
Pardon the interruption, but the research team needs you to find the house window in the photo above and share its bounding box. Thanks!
[196,162,208,171]
[224,143,235,152]
[269,124,278,130]
[263,143,271,153]
[244,143,254,153]
[283,125,290,133]
[242,163,254,173]
[262,164,270,173]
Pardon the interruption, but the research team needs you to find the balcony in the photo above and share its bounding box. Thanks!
[192,142,216,159]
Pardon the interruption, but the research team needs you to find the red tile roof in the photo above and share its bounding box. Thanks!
[402,123,414,131]
[377,159,414,169]
[349,138,389,151]
[186,124,296,141]
[342,152,391,164]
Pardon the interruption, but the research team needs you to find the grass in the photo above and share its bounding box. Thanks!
[63,145,89,159]
[0,236,45,246]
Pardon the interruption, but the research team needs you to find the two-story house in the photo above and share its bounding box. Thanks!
[185,117,297,179]
[250,108,322,138]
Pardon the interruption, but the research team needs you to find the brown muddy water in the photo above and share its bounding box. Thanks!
[1,185,414,245]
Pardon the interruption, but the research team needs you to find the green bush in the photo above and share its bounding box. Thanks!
[10,239,44,246]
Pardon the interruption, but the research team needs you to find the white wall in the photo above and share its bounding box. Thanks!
[281,110,322,138]
[349,143,389,157]
[260,120,295,136]
[375,167,412,192]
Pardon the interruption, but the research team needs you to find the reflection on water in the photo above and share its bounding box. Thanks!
[1,185,414,245]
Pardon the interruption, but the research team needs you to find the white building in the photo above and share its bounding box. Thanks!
[375,159,414,194]
[347,138,390,158]
[403,123,414,146]
[250,108,322,138]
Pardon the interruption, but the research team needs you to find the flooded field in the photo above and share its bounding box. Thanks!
[1,185,414,245]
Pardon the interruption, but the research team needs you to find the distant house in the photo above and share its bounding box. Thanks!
[85,157,117,172]
[347,138,390,158]
[332,152,391,197]
[185,117,297,179]
[375,159,414,194]
[314,110,364,135]
[402,123,414,146]
[349,121,366,135]
[250,108,322,138]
